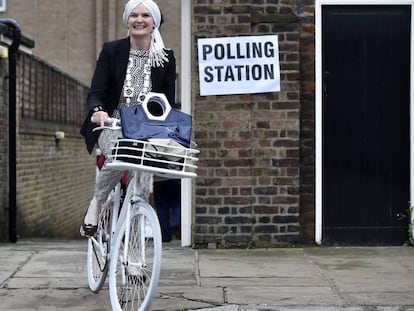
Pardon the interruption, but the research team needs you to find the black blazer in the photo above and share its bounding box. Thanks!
[80,37,176,154]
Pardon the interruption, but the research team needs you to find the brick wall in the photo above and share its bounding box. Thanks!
[0,1,317,245]
[0,0,182,87]
[0,52,95,241]
[16,128,95,238]
[192,0,301,248]
[295,0,315,243]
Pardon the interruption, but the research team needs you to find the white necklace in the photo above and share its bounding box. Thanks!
[123,51,151,106]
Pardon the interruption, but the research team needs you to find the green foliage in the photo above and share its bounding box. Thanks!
[397,204,414,246]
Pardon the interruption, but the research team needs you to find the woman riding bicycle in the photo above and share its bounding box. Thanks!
[80,0,176,237]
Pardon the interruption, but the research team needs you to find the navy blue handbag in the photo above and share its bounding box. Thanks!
[119,94,192,148]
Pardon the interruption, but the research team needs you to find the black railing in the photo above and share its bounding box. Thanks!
[19,53,88,125]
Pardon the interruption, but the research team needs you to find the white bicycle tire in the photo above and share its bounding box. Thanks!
[109,201,162,311]
[86,202,111,292]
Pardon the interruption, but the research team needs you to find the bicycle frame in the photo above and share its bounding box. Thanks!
[110,183,122,242]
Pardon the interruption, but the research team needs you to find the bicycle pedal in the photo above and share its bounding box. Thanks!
[80,225,97,238]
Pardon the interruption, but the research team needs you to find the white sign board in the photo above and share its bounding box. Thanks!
[197,35,280,96]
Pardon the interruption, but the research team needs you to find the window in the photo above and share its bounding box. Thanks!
[0,0,6,12]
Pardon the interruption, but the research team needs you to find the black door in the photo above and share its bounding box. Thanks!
[322,5,411,245]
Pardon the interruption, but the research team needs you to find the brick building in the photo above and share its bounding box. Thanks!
[1,1,411,247]
[0,0,183,242]
[0,0,181,86]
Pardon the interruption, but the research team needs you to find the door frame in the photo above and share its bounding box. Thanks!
[315,0,414,244]
[181,0,192,246]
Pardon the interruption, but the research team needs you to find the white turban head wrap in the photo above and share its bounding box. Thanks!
[123,0,168,67]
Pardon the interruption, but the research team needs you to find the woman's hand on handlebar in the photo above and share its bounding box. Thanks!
[91,111,109,127]
[90,113,120,132]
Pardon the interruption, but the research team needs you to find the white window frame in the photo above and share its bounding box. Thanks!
[0,0,6,12]
[181,0,192,247]
[315,0,414,244]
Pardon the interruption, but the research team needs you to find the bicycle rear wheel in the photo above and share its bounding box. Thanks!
[109,201,162,311]
[87,201,111,292]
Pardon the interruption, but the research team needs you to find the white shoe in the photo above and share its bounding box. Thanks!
[80,197,99,238]
[84,197,99,226]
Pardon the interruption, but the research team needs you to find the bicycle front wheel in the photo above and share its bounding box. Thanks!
[87,201,111,292]
[109,201,162,311]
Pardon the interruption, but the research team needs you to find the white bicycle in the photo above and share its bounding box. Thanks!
[86,118,198,311]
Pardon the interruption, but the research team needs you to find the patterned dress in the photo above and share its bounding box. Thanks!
[94,49,153,204]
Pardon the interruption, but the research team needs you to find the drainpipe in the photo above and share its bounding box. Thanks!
[0,19,21,243]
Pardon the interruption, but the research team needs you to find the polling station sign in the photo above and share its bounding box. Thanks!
[197,35,280,96]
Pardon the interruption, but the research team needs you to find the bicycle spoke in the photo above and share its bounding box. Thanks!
[91,239,105,272]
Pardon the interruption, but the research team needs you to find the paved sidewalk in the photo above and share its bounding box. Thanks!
[0,239,413,310]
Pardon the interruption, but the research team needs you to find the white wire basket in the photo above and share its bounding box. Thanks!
[106,138,199,179]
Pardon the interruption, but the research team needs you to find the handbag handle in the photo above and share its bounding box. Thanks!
[142,92,171,121]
